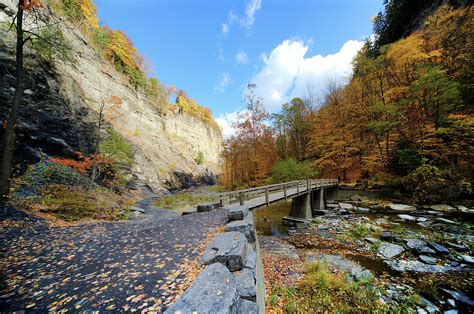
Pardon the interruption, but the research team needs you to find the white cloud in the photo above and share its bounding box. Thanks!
[215,111,242,138]
[214,72,232,94]
[251,39,364,111]
[235,51,249,64]
[219,0,262,36]
[241,0,262,29]
[217,45,224,62]
[221,23,229,36]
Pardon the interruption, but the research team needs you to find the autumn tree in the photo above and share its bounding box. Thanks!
[221,84,277,188]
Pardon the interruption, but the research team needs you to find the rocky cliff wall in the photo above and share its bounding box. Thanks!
[0,1,222,193]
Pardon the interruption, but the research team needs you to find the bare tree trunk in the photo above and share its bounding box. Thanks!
[0,2,25,201]
[88,100,105,192]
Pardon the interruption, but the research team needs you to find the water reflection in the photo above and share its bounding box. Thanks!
[254,201,291,236]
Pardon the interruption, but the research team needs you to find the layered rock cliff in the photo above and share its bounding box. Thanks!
[0,1,222,193]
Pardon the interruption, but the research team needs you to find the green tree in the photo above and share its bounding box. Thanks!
[411,66,460,129]
[267,159,316,184]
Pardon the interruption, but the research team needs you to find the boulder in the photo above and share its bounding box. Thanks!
[165,263,240,314]
[398,214,416,221]
[405,238,427,250]
[227,205,249,221]
[417,246,436,255]
[461,255,474,264]
[356,207,370,213]
[419,255,438,265]
[364,237,377,244]
[428,242,450,255]
[350,195,367,201]
[201,232,248,271]
[244,248,257,271]
[238,299,258,314]
[435,217,456,225]
[225,212,256,243]
[418,221,433,228]
[130,207,145,213]
[429,204,455,212]
[388,203,416,212]
[197,202,219,212]
[377,242,405,259]
[236,268,256,301]
[339,202,353,209]
[380,232,398,242]
[446,242,468,252]
[441,289,474,307]
[386,260,454,273]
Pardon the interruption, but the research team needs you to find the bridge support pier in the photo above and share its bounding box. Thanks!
[288,192,312,220]
[311,188,326,214]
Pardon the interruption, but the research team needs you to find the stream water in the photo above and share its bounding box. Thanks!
[254,198,474,312]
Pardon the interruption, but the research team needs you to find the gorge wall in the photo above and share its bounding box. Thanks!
[0,0,222,194]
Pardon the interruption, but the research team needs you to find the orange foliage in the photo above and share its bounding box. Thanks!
[20,0,42,10]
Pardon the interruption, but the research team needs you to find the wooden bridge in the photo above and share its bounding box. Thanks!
[214,179,339,213]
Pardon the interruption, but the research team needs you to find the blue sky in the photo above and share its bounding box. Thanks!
[95,0,383,134]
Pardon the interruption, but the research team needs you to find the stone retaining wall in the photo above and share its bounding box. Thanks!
[166,205,265,314]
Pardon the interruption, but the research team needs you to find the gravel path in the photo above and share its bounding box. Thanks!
[0,204,227,312]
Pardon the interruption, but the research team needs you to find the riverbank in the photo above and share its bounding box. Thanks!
[255,199,474,313]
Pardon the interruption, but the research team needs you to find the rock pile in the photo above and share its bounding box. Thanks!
[166,205,261,314]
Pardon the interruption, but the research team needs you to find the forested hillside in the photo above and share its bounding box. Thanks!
[222,1,473,203]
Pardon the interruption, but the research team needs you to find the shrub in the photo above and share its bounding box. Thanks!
[100,128,133,167]
[404,163,472,203]
[267,159,316,184]
[195,152,204,165]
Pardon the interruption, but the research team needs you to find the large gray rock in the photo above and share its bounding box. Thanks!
[405,239,427,250]
[197,202,220,212]
[419,255,438,265]
[388,203,416,212]
[236,268,256,301]
[238,299,258,314]
[377,242,405,259]
[429,204,455,212]
[428,242,450,255]
[227,205,249,221]
[380,232,398,242]
[339,202,353,209]
[201,232,248,271]
[435,217,456,225]
[386,260,454,273]
[245,248,257,271]
[441,289,474,307]
[225,212,256,243]
[404,239,435,254]
[398,214,416,221]
[165,263,239,314]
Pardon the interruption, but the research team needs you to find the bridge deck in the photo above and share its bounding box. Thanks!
[215,179,338,209]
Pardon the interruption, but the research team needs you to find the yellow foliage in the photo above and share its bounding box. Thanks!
[76,0,99,29]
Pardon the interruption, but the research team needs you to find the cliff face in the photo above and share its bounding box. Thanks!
[0,1,222,193]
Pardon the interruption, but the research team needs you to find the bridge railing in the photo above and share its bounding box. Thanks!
[214,178,338,207]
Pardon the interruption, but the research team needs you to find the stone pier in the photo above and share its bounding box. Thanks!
[288,188,329,219]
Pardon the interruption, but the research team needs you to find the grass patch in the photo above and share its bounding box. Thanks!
[270,261,388,312]
[154,193,217,211]
[17,184,124,222]
[344,223,380,240]
[313,217,324,224]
